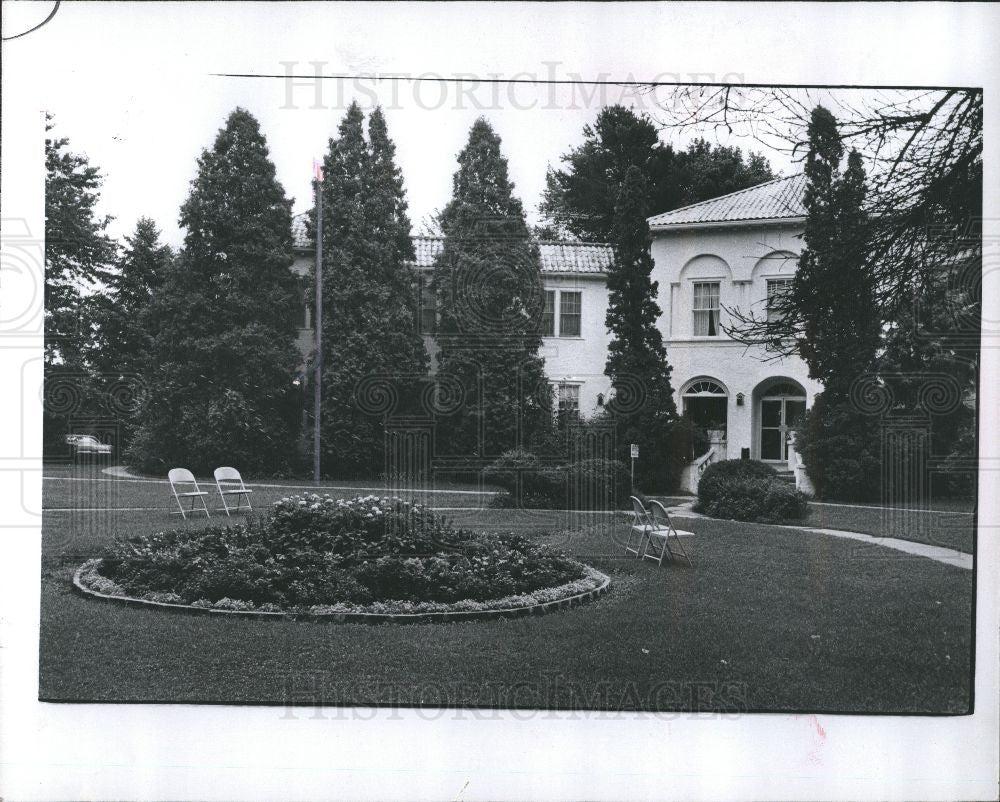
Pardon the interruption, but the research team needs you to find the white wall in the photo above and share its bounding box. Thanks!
[539,273,613,417]
[650,221,823,462]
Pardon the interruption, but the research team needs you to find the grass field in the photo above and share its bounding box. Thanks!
[38,464,975,712]
[798,502,975,553]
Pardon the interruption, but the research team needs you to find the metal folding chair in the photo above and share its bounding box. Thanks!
[168,468,210,519]
[642,499,694,567]
[626,496,653,557]
[214,466,253,516]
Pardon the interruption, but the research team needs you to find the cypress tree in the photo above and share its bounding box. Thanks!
[604,165,678,490]
[314,103,429,476]
[89,217,172,449]
[794,107,879,397]
[793,106,882,500]
[432,118,552,458]
[132,108,302,474]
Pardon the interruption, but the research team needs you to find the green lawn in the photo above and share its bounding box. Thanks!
[38,464,974,712]
[802,502,975,553]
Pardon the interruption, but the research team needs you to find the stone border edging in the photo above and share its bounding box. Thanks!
[72,561,611,624]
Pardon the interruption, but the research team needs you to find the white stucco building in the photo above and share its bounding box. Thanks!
[290,173,821,482]
[648,174,821,474]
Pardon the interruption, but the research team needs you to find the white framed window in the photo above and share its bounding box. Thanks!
[559,291,582,337]
[541,290,555,336]
[693,281,721,336]
[766,278,792,322]
[542,288,583,337]
[416,274,436,334]
[295,278,310,329]
[557,383,581,416]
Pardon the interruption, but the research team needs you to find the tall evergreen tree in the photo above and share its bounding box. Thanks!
[132,108,302,473]
[313,102,429,476]
[88,217,172,449]
[43,116,117,454]
[541,106,774,242]
[793,106,879,397]
[433,118,552,458]
[792,106,883,500]
[604,165,679,490]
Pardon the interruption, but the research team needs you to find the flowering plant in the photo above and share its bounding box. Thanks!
[92,494,589,611]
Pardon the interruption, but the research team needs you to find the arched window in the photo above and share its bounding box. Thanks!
[684,380,727,397]
[682,379,728,433]
[763,382,805,398]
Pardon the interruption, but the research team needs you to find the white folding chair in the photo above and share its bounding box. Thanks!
[214,466,253,516]
[642,499,694,567]
[168,468,210,519]
[626,496,653,557]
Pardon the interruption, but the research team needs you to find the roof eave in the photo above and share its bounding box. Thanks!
[542,270,608,277]
[649,215,806,232]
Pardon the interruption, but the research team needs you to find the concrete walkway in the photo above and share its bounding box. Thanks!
[665,500,973,570]
[93,465,495,495]
[102,465,142,479]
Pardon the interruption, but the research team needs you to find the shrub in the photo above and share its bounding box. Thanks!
[695,459,807,523]
[697,459,777,505]
[698,476,808,523]
[794,394,882,501]
[483,451,630,510]
[94,494,588,610]
[567,458,631,509]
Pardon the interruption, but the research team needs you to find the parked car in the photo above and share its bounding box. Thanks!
[65,434,113,461]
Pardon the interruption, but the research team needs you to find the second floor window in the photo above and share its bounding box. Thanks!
[542,290,555,336]
[559,291,582,336]
[693,281,721,336]
[766,278,793,322]
[295,278,310,329]
[417,274,436,334]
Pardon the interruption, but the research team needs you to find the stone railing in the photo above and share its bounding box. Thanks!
[787,433,815,496]
[680,431,726,495]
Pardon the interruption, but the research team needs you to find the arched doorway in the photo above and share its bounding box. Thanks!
[682,378,729,433]
[757,380,807,464]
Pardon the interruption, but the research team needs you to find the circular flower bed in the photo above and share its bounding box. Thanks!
[76,494,608,620]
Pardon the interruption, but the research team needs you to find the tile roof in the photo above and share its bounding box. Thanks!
[409,236,613,275]
[647,173,807,228]
[291,213,613,275]
[291,212,310,250]
[537,240,614,275]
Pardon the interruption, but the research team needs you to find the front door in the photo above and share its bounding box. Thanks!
[760,397,807,462]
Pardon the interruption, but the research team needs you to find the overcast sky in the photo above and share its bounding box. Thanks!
[3,1,812,248]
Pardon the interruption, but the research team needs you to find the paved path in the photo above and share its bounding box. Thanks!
[78,466,496,496]
[665,500,972,570]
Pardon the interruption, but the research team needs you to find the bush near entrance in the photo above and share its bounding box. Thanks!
[695,459,808,523]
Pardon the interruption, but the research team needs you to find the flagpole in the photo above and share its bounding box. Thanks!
[313,170,323,483]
